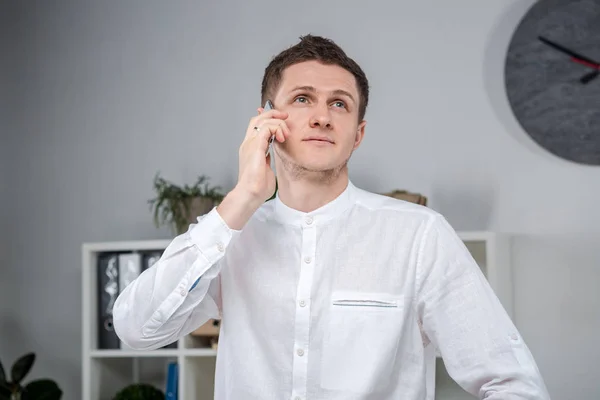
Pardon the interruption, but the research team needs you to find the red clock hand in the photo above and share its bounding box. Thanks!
[570,57,600,70]
[538,36,600,68]
[538,35,600,84]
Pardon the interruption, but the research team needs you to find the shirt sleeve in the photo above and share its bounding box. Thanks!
[113,206,240,350]
[415,214,551,399]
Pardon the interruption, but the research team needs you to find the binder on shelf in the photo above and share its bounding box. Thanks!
[96,253,120,349]
[165,362,178,399]
[96,249,179,350]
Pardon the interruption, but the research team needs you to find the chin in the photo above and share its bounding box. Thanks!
[276,146,350,175]
[300,158,349,174]
[294,155,335,170]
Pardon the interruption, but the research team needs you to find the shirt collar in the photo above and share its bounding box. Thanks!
[272,179,356,226]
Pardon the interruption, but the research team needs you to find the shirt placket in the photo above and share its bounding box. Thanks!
[291,215,317,400]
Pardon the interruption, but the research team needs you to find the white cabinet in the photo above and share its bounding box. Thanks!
[81,232,512,400]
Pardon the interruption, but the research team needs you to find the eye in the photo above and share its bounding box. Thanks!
[332,101,346,108]
[294,96,309,103]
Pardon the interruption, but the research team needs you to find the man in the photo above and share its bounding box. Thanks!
[113,34,550,399]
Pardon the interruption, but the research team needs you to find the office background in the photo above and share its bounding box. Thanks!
[1,0,599,399]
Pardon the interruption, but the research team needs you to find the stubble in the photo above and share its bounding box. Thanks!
[275,146,351,185]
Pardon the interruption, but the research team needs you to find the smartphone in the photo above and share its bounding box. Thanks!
[264,100,274,156]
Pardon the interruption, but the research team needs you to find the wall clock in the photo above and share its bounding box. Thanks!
[504,0,600,165]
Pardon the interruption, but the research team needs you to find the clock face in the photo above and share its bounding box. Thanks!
[504,0,600,165]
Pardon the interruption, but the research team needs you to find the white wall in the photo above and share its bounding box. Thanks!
[2,1,599,398]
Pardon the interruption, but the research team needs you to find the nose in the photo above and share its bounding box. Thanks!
[309,104,332,129]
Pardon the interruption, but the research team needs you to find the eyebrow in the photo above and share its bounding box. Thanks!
[290,85,356,104]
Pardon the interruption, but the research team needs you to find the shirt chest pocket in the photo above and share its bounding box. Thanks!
[320,291,405,394]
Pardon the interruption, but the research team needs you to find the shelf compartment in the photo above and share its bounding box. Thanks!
[88,356,176,400]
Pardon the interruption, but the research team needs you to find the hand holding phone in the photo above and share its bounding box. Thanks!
[216,100,290,229]
[231,100,289,201]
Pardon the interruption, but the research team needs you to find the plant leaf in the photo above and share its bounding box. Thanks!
[23,379,62,400]
[148,172,225,231]
[11,353,35,384]
[0,358,6,384]
[0,383,11,400]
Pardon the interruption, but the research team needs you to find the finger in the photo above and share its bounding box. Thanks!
[267,119,290,143]
[277,125,286,144]
[274,123,286,143]
[246,118,282,142]
[245,122,281,154]
[263,121,287,144]
[259,119,283,138]
[258,109,288,120]
[246,110,288,138]
[280,120,291,141]
[245,117,263,140]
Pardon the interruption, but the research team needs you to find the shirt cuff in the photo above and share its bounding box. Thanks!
[188,206,239,265]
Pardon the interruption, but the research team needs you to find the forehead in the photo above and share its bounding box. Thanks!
[275,60,358,97]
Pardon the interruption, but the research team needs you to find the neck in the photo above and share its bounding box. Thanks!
[275,169,349,213]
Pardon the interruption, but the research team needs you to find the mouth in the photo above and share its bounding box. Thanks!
[303,136,334,144]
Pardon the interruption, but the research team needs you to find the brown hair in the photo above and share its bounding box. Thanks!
[261,34,370,121]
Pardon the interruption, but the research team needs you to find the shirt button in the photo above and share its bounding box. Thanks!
[304,256,312,264]
[297,349,304,356]
[294,397,302,400]
[305,216,313,225]
[216,242,224,252]
[179,288,186,296]
[299,300,306,307]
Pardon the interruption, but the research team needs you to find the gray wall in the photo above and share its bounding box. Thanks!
[1,0,18,370]
[1,0,599,398]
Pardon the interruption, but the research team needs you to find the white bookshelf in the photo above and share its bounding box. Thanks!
[81,240,218,400]
[81,232,512,400]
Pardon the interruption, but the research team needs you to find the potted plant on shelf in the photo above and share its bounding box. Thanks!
[148,172,226,235]
[0,352,62,400]
[112,383,164,400]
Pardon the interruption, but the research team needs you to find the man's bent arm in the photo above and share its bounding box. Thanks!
[113,207,239,350]
[415,214,551,399]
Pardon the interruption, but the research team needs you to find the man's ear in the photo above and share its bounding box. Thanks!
[353,120,367,150]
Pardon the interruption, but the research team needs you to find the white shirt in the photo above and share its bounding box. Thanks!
[113,180,550,400]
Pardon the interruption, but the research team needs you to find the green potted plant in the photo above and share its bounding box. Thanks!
[0,352,62,400]
[148,172,226,235]
[112,383,164,400]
